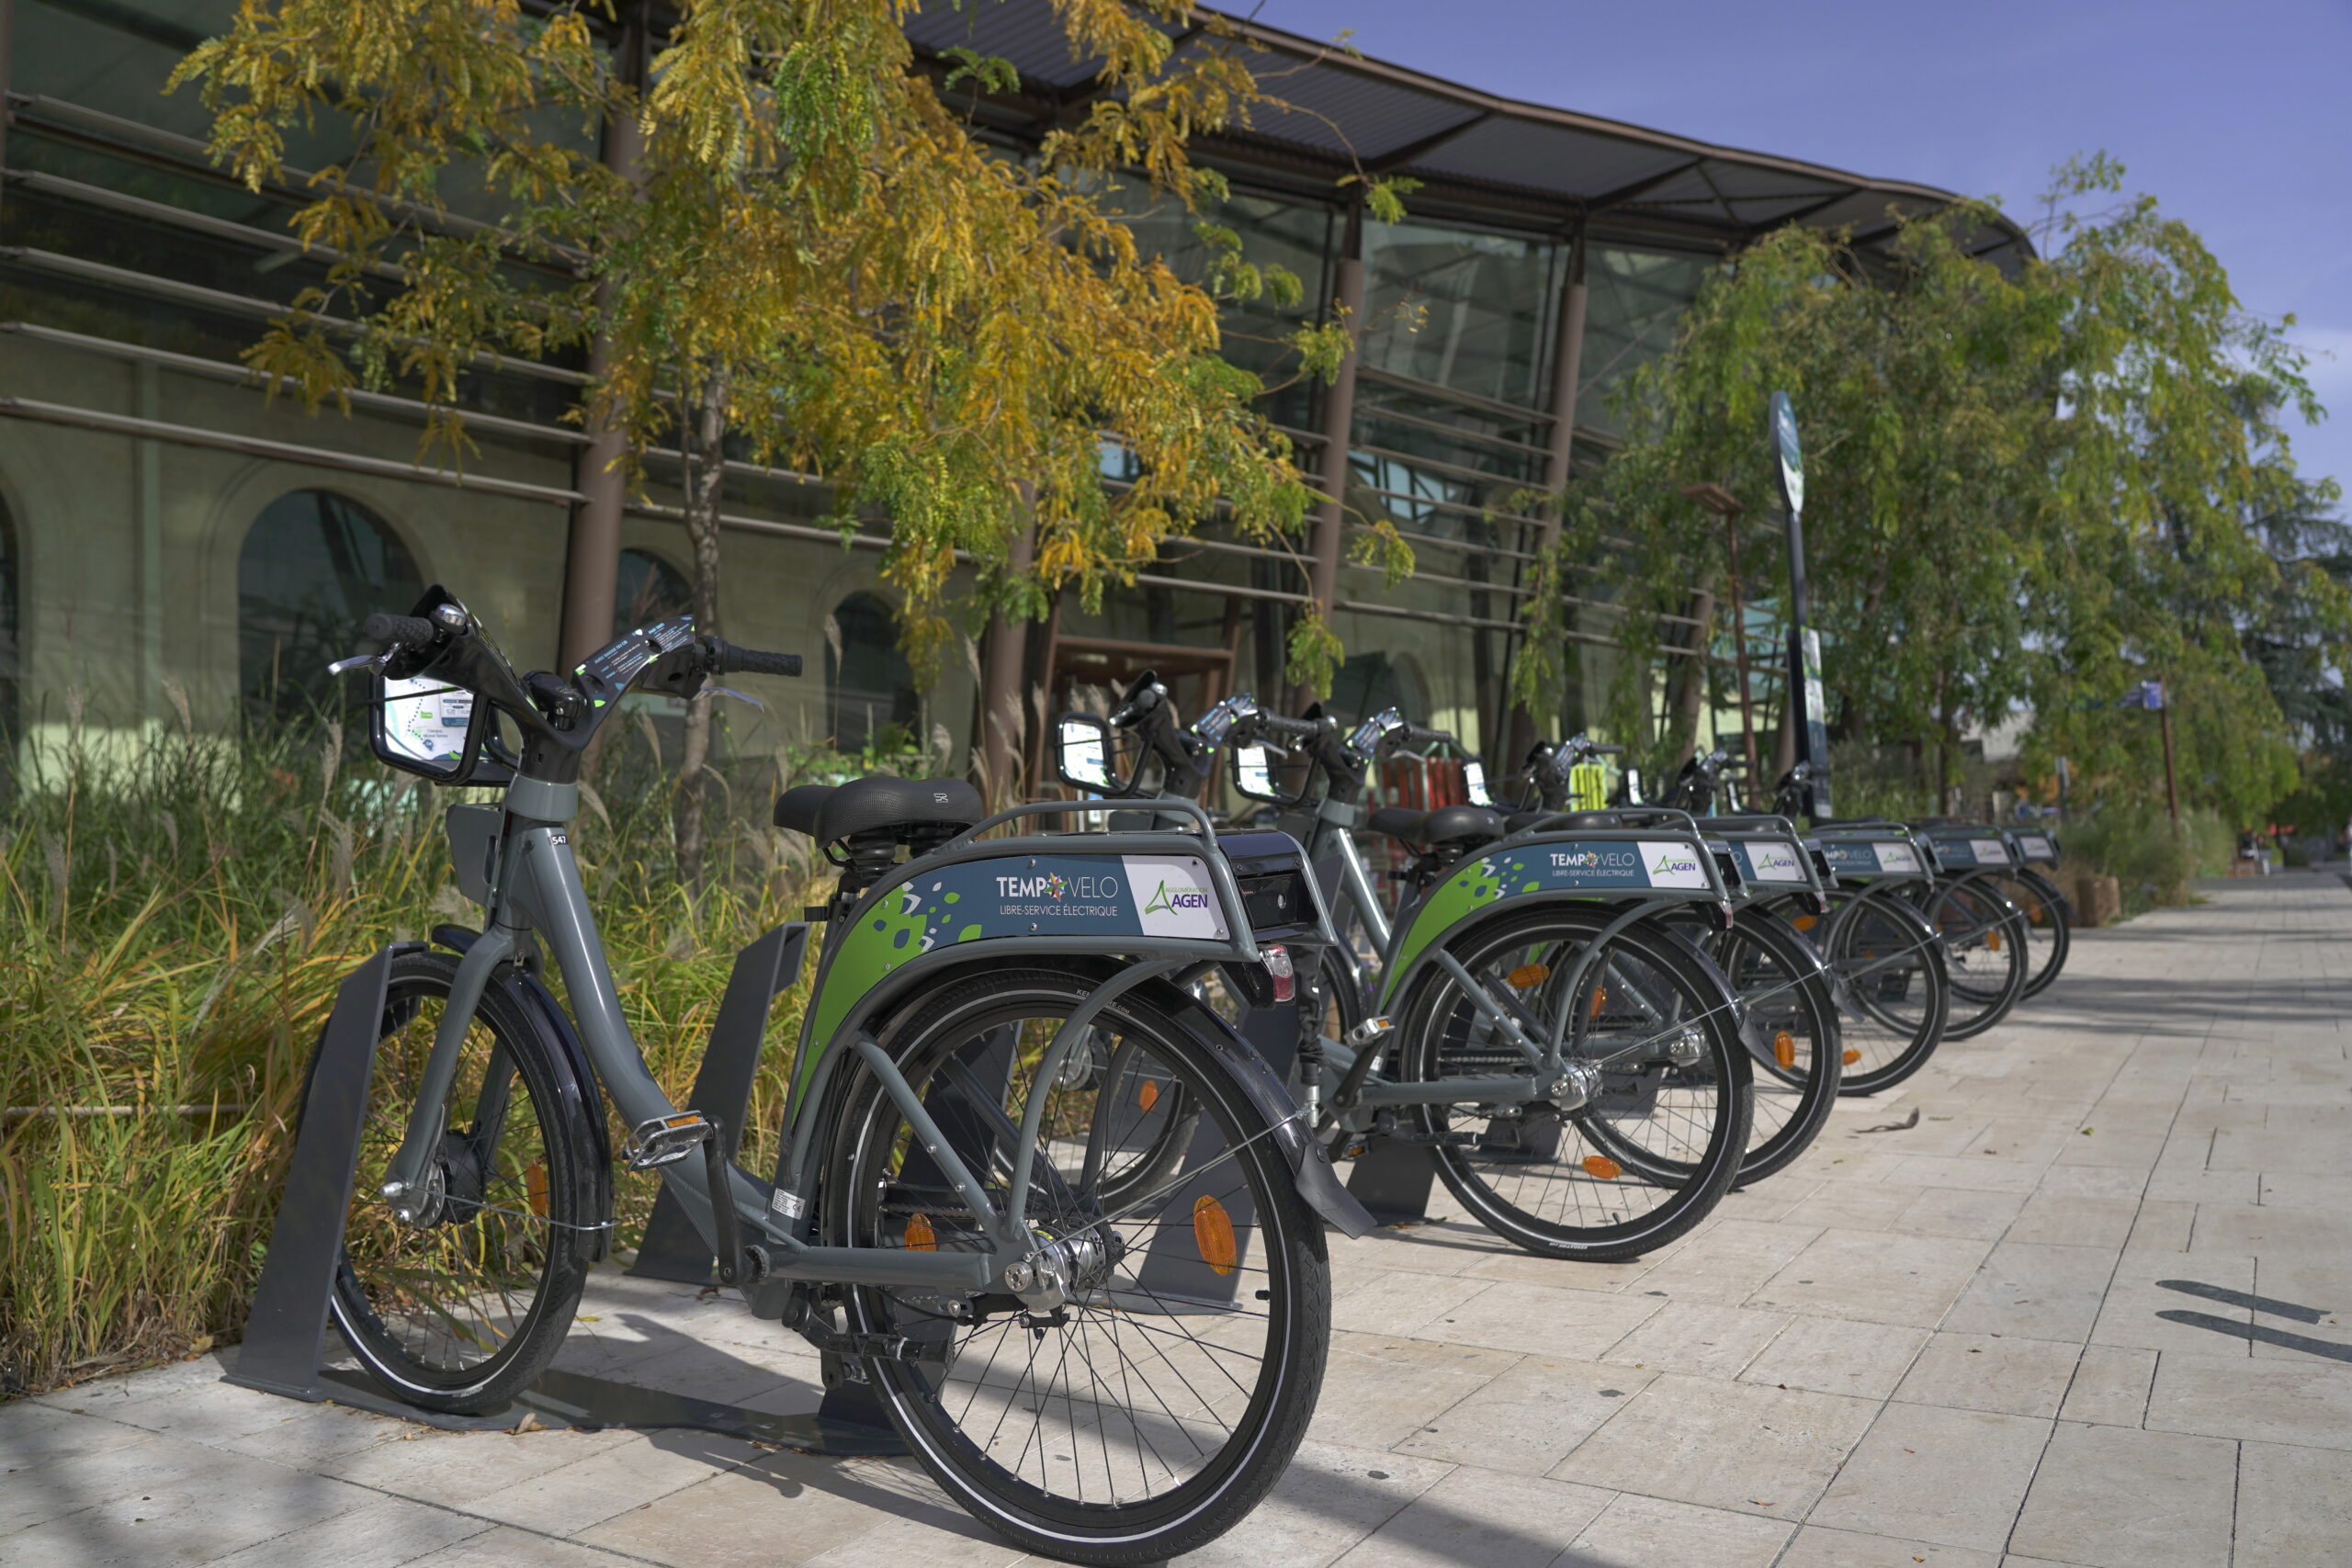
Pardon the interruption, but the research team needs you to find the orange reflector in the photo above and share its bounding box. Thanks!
[1582,1155,1622,1180]
[1842,1048,1861,1065]
[1986,930,2002,951]
[1773,1031,1796,1068]
[1508,963,1550,989]
[1193,1195,1238,1276]
[1137,1079,1159,1113]
[526,1159,548,1218]
[1588,984,1610,1020]
[1792,914,1818,931]
[905,1213,936,1251]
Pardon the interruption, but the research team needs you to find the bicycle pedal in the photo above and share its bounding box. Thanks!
[625,1111,716,1170]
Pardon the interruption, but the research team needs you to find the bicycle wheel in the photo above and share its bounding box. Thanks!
[322,948,591,1413]
[1687,907,1841,1184]
[1801,887,1951,1096]
[1395,905,1751,1261]
[826,964,1329,1566]
[1923,876,2030,1039]
[1997,867,2072,998]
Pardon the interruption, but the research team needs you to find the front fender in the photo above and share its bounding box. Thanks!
[1148,978,1376,1239]
[430,924,613,1262]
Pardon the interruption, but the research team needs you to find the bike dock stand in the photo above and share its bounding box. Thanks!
[1343,1137,1439,1226]
[225,935,902,1458]
[626,922,907,1457]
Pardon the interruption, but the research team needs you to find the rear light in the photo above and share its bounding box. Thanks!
[1262,943,1295,1003]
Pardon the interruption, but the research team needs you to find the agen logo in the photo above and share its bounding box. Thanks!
[1144,880,1212,915]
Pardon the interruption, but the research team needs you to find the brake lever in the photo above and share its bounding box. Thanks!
[706,684,765,710]
[328,654,386,678]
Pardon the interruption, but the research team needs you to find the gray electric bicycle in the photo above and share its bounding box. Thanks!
[1056,689,1755,1262]
[320,591,1365,1565]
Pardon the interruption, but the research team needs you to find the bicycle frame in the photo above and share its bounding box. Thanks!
[383,786,1317,1302]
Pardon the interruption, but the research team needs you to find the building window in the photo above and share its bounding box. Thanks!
[824,591,917,754]
[238,490,423,726]
[1329,651,1427,728]
[614,547,692,637]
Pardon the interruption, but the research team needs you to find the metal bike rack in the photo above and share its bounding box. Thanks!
[225,931,905,1456]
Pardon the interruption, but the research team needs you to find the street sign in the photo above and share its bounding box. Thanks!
[1771,390,1828,818]
[1770,390,1804,516]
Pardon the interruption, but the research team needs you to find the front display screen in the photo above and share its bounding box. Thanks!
[381,677,473,772]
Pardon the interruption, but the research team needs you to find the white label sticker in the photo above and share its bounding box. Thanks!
[1636,840,1711,890]
[1125,854,1228,940]
[768,1188,805,1219]
[1463,760,1491,807]
[1746,840,1808,883]
[1874,843,1922,874]
[1969,838,2009,866]
[2020,835,2055,861]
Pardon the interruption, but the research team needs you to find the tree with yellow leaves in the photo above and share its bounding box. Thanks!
[175,0,1404,876]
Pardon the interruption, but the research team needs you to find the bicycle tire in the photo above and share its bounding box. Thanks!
[319,948,591,1414]
[826,963,1330,1566]
[1795,886,1951,1096]
[1394,905,1751,1262]
[1679,907,1842,1184]
[1921,875,2030,1039]
[2000,866,2073,998]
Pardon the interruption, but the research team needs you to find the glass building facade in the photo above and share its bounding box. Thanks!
[0,0,2024,784]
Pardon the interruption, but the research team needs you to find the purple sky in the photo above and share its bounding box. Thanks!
[1249,0,2352,503]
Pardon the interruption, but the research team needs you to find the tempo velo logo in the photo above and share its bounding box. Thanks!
[995,872,1071,901]
[1548,847,1637,873]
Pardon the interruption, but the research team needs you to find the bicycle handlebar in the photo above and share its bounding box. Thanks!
[1252,712,1321,744]
[363,612,438,646]
[707,637,803,679]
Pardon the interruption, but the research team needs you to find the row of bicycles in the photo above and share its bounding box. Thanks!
[307,593,2075,1565]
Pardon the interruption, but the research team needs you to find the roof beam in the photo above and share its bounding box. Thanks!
[1367,108,1494,175]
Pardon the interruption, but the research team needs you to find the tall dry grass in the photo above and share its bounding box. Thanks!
[0,710,831,1393]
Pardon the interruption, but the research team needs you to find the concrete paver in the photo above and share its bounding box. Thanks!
[7,874,2352,1566]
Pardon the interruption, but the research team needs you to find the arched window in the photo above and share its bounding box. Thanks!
[614,547,692,637]
[824,591,917,754]
[238,490,423,725]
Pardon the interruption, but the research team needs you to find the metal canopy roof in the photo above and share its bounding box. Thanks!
[904,1,2030,265]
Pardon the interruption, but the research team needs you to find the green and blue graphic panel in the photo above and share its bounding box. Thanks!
[1382,838,1714,1005]
[1817,837,1925,879]
[1923,832,2012,870]
[804,852,1230,1078]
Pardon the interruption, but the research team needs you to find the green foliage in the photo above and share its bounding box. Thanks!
[0,717,825,1392]
[1285,608,1344,700]
[2060,806,2235,912]
[170,0,1408,694]
[1591,156,2342,824]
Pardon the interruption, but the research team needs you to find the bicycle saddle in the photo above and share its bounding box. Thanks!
[775,783,835,835]
[775,776,985,844]
[1371,803,1505,847]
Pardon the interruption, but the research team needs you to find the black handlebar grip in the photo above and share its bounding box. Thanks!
[363,613,438,645]
[1591,742,1626,756]
[1258,713,1320,741]
[709,637,803,678]
[1401,724,1450,746]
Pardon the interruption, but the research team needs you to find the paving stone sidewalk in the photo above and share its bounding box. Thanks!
[8,873,2352,1567]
